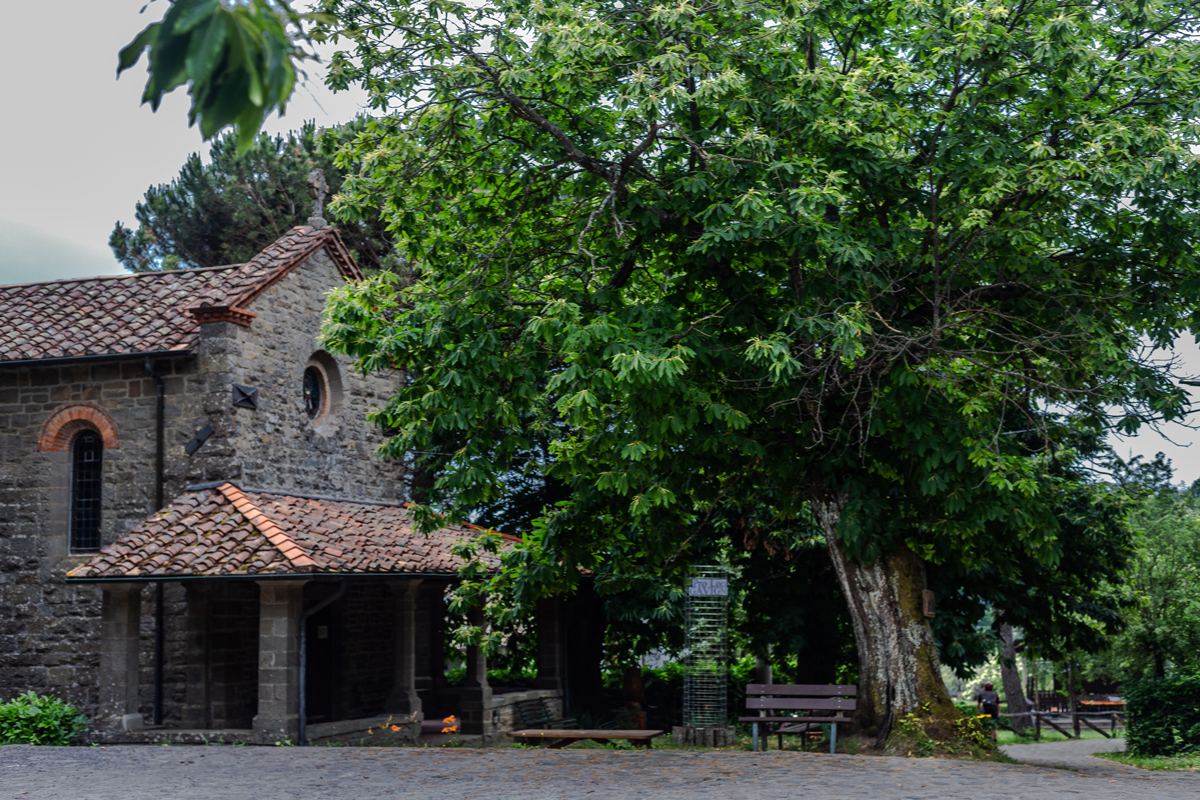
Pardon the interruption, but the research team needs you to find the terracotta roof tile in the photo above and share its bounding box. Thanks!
[66,483,510,581]
[0,227,362,364]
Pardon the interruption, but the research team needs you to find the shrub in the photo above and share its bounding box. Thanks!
[0,691,90,746]
[1125,673,1200,756]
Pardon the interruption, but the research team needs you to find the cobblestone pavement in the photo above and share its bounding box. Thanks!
[2,742,1197,800]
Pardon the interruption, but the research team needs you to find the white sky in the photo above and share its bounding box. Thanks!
[1,2,1199,481]
[0,1,367,286]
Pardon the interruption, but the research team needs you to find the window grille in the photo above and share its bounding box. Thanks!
[303,367,323,419]
[70,431,103,552]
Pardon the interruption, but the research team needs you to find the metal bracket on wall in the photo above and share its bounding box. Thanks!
[232,383,259,410]
[185,424,214,456]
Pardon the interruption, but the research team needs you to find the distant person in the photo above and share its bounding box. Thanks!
[975,682,1001,741]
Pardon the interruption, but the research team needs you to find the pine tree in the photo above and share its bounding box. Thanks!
[110,120,397,272]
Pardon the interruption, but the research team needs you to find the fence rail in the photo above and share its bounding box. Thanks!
[998,710,1125,740]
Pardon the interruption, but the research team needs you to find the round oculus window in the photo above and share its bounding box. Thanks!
[303,367,324,419]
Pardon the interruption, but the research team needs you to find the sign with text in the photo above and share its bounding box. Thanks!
[689,578,729,597]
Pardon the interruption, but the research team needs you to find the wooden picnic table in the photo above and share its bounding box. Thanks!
[508,729,664,749]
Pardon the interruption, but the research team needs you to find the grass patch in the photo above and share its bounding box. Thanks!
[1096,750,1200,772]
[997,729,1122,746]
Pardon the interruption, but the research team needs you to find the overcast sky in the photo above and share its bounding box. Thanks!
[0,1,366,286]
[2,2,1199,481]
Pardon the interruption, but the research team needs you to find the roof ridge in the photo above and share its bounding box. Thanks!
[216,482,323,572]
[226,226,362,309]
[0,264,244,292]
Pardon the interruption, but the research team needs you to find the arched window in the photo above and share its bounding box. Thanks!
[70,430,103,552]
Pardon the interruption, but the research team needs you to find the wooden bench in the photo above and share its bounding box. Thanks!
[508,729,664,749]
[738,683,856,753]
[513,697,577,729]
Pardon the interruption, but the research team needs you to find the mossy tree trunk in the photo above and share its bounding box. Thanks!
[813,497,959,747]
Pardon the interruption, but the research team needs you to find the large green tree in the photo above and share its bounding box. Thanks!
[110,121,399,272]
[124,0,1200,745]
[312,0,1200,742]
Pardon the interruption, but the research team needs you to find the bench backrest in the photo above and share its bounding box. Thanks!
[515,697,554,725]
[745,684,857,714]
[746,683,856,696]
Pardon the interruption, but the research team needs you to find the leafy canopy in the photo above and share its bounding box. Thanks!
[119,0,314,151]
[317,0,1200,595]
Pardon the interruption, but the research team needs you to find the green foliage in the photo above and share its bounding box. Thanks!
[309,0,1200,723]
[931,444,1137,674]
[1077,455,1200,684]
[319,0,1200,553]
[443,665,536,689]
[0,691,89,746]
[732,531,858,684]
[110,120,399,273]
[1113,471,1200,678]
[1125,672,1200,756]
[119,0,314,151]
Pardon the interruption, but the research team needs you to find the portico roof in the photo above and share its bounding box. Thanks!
[66,482,512,581]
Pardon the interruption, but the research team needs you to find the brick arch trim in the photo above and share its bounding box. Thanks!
[38,403,120,452]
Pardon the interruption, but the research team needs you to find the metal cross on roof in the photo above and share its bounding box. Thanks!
[307,168,329,228]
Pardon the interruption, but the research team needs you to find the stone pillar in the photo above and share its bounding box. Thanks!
[98,583,144,732]
[252,580,307,741]
[386,579,423,718]
[535,597,563,691]
[182,583,210,729]
[458,604,493,736]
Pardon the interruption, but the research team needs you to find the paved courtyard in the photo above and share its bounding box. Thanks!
[2,739,1197,799]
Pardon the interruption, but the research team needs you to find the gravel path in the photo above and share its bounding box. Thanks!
[2,742,1197,799]
[1001,737,1134,776]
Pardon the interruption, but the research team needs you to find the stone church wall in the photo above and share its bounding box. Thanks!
[0,249,407,723]
[200,249,403,501]
[0,356,204,717]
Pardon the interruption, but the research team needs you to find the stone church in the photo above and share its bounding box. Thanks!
[0,219,565,744]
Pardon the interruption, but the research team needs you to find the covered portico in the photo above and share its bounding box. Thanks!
[68,482,565,744]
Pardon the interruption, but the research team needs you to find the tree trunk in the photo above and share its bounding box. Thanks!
[998,621,1032,733]
[813,497,958,747]
[755,655,772,685]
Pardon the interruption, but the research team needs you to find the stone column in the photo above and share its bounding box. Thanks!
[385,579,423,718]
[251,580,307,741]
[535,597,563,691]
[458,604,493,736]
[98,583,144,732]
[182,583,210,729]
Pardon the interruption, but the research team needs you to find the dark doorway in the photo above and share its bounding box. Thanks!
[305,604,337,724]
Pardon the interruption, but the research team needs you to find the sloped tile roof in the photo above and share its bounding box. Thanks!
[0,226,361,364]
[66,483,512,580]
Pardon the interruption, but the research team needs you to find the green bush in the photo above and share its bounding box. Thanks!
[0,691,89,746]
[1125,673,1200,756]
